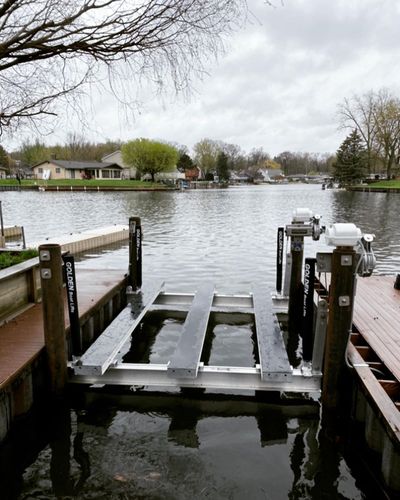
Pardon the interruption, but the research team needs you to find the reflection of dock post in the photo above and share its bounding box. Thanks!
[322,246,356,410]
[39,244,68,395]
[128,216,142,290]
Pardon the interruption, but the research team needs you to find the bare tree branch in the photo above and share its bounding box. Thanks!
[0,0,248,133]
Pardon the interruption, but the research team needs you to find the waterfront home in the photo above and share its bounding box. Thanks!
[230,171,252,183]
[101,150,135,179]
[32,160,123,180]
[257,168,285,183]
[184,166,202,181]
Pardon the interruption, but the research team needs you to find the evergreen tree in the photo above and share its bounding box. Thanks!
[177,152,193,172]
[216,151,230,181]
[0,145,9,170]
[334,130,366,185]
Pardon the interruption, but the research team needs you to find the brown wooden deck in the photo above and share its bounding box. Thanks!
[0,268,127,390]
[348,276,400,446]
[352,275,400,383]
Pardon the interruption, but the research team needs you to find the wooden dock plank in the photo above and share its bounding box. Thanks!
[253,285,292,382]
[353,276,400,383]
[167,283,214,379]
[0,268,127,389]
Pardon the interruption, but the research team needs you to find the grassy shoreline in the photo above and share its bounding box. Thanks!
[0,179,176,190]
[348,179,400,192]
[364,180,400,189]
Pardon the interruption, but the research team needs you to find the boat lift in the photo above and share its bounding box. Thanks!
[69,210,376,396]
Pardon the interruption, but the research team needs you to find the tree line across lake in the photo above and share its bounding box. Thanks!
[0,134,335,182]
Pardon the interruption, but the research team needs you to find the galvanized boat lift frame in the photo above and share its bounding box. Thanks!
[70,283,324,393]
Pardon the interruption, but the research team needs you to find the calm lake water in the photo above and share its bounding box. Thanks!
[1,184,398,499]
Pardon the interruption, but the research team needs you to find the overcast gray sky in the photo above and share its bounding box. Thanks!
[8,0,400,156]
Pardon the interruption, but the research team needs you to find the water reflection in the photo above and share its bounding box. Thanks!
[8,394,383,499]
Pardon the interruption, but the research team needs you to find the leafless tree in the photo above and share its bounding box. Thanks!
[372,90,400,179]
[0,0,247,134]
[339,89,400,178]
[338,91,379,175]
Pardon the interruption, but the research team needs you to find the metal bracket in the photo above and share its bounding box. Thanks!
[286,224,313,238]
[341,255,352,266]
[39,250,51,262]
[41,268,52,279]
[338,295,350,306]
[316,252,332,273]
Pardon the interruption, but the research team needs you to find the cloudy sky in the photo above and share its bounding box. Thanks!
[7,0,400,156]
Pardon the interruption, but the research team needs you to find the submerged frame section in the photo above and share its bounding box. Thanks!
[71,287,323,394]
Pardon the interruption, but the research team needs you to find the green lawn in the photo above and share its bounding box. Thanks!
[363,180,400,189]
[0,178,174,189]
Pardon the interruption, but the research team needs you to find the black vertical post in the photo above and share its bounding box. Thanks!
[288,235,304,333]
[62,253,82,356]
[276,227,284,294]
[21,226,26,249]
[129,217,142,290]
[302,257,316,362]
[0,200,5,247]
[287,234,304,367]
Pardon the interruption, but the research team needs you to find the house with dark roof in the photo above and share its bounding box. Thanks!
[32,160,123,181]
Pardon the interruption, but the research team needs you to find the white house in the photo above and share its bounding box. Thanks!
[257,168,285,183]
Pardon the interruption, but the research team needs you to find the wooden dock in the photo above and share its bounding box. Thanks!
[348,276,400,491]
[314,274,400,492]
[0,266,127,440]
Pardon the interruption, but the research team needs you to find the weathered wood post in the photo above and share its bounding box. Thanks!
[39,244,68,395]
[128,216,142,290]
[322,244,357,409]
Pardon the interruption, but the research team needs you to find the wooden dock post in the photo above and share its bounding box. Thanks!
[39,244,68,395]
[128,217,142,290]
[322,246,357,410]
